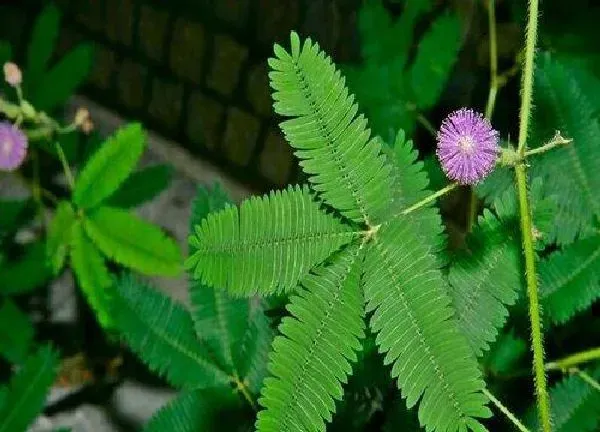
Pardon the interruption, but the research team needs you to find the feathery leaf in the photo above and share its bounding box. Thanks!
[112,274,230,389]
[269,31,394,225]
[256,245,365,432]
[363,218,491,432]
[73,123,146,209]
[186,185,355,295]
[0,345,59,432]
[84,206,182,276]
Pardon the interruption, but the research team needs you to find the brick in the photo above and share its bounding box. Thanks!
[207,34,248,97]
[88,46,117,91]
[73,0,104,33]
[187,92,225,151]
[256,0,300,46]
[105,0,135,46]
[170,18,206,84]
[148,77,184,132]
[259,128,294,185]
[223,108,260,167]
[138,5,170,62]
[215,0,250,29]
[246,62,272,117]
[117,60,148,110]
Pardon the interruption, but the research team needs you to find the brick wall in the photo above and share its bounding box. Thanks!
[1,0,360,191]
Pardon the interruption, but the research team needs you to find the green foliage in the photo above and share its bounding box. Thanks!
[188,31,491,432]
[539,234,600,324]
[0,240,53,295]
[106,164,173,208]
[187,185,356,295]
[344,0,462,139]
[73,123,146,210]
[256,245,365,431]
[0,300,34,364]
[46,200,76,275]
[448,211,522,356]
[269,32,394,225]
[0,199,32,235]
[25,3,60,86]
[0,345,59,432]
[482,332,527,377]
[84,206,182,276]
[70,221,114,329]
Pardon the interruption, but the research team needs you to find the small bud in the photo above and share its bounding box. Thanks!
[74,107,90,127]
[532,226,542,242]
[81,118,94,134]
[3,62,22,87]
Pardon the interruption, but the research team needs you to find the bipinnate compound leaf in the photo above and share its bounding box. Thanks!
[363,219,491,431]
[186,185,356,295]
[256,245,365,432]
[448,211,522,356]
[70,221,114,329]
[73,123,146,209]
[46,200,76,275]
[539,234,600,324]
[0,345,59,432]
[84,206,182,276]
[0,300,34,364]
[106,164,173,209]
[113,275,230,389]
[269,32,394,225]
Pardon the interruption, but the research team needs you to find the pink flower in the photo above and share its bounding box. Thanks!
[436,108,500,185]
[0,122,28,171]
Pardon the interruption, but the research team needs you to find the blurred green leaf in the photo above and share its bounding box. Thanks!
[106,164,173,209]
[25,3,61,90]
[0,241,53,295]
[0,199,31,234]
[0,300,34,364]
[46,200,76,275]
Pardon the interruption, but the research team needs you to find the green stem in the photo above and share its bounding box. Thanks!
[574,369,600,392]
[54,141,75,190]
[484,0,499,120]
[516,164,552,432]
[516,0,539,156]
[233,375,257,411]
[401,183,458,215]
[483,388,531,432]
[546,347,600,372]
[524,132,571,158]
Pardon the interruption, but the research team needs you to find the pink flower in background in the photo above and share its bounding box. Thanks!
[0,122,28,171]
[436,108,499,185]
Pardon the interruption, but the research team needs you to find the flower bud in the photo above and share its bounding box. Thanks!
[3,62,22,87]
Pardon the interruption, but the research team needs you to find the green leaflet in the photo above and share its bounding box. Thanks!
[73,123,146,210]
[186,185,355,295]
[363,218,491,431]
[0,300,34,364]
[256,245,365,432]
[84,206,182,276]
[269,32,394,225]
[113,274,230,389]
[46,201,76,275]
[143,390,247,432]
[483,331,527,377]
[409,12,462,109]
[539,234,600,324]
[70,221,114,329]
[25,3,60,89]
[106,164,173,209]
[0,345,59,432]
[448,210,522,356]
[0,240,53,295]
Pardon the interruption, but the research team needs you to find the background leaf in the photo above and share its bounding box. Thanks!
[106,164,173,209]
[0,300,34,364]
[25,3,60,89]
[0,240,53,295]
[46,201,76,275]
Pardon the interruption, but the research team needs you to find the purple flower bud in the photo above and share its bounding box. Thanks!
[436,108,500,185]
[0,122,28,171]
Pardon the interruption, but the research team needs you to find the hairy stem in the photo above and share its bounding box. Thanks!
[54,141,75,190]
[524,132,571,158]
[401,183,458,215]
[516,164,552,432]
[483,388,531,432]
[546,347,600,372]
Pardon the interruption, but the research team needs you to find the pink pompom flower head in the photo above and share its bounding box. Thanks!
[0,121,28,171]
[436,108,500,185]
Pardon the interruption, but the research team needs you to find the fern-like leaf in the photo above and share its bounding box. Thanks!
[70,221,114,329]
[112,274,230,389]
[269,31,394,225]
[46,200,76,275]
[363,219,491,432]
[0,345,59,432]
[186,185,355,295]
[448,210,522,356]
[84,206,182,276]
[256,245,365,432]
[539,234,600,324]
[73,123,146,209]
